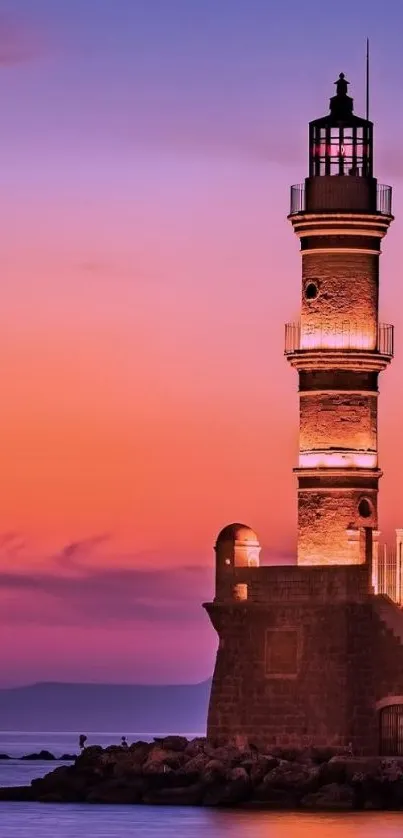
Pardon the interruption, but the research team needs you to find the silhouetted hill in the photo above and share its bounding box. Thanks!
[0,681,211,733]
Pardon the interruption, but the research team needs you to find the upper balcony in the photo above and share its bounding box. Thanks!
[285,322,394,359]
[290,180,392,217]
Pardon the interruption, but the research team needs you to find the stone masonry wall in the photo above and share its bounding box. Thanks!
[299,392,377,451]
[297,488,377,565]
[301,252,379,346]
[205,592,403,755]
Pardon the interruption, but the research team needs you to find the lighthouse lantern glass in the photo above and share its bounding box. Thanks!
[310,122,372,177]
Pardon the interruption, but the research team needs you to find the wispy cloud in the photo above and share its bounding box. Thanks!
[0,544,213,628]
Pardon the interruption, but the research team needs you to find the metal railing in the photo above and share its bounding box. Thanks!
[284,322,394,357]
[289,182,392,216]
[290,183,305,214]
[377,184,393,216]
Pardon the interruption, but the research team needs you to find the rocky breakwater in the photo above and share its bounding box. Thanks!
[2,737,403,809]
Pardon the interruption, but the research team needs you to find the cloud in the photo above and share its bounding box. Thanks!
[0,552,213,628]
[55,534,111,570]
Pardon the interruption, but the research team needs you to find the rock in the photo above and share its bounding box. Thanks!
[309,747,340,765]
[202,759,228,783]
[143,782,204,806]
[161,736,188,752]
[0,753,10,760]
[244,755,279,786]
[379,758,403,782]
[0,785,33,801]
[32,765,73,791]
[59,754,76,761]
[219,766,251,805]
[31,765,89,802]
[128,742,150,764]
[209,745,241,767]
[75,746,103,767]
[264,760,320,792]
[144,746,185,770]
[112,758,143,780]
[86,779,144,804]
[184,738,206,758]
[21,750,55,761]
[202,782,228,806]
[254,760,320,804]
[321,756,380,786]
[301,782,354,810]
[142,760,173,775]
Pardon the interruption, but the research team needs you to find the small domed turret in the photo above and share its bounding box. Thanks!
[215,523,260,568]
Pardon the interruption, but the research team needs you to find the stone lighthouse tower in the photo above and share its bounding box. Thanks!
[204,74,403,757]
[285,73,393,565]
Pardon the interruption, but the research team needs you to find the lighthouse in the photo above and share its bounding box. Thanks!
[285,72,393,565]
[204,74,403,756]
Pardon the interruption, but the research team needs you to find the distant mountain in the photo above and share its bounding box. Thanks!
[0,681,211,734]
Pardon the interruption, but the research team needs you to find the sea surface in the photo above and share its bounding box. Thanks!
[1,732,403,837]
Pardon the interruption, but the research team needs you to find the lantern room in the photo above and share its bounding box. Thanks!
[309,73,373,178]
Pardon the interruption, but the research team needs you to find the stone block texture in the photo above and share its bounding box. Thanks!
[297,488,377,565]
[301,252,379,347]
[205,564,403,755]
[299,392,377,452]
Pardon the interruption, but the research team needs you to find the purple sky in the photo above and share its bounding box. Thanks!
[0,0,402,685]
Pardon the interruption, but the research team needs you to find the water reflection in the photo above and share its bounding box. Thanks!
[2,807,403,838]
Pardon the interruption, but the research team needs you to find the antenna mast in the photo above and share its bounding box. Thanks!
[366,37,370,120]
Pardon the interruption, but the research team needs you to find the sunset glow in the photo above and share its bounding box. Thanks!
[0,0,402,685]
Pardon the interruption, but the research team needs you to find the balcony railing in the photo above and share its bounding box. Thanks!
[284,322,394,357]
[289,182,392,216]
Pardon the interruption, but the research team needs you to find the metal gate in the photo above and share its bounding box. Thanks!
[379,704,403,755]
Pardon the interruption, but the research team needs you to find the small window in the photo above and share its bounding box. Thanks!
[305,281,319,301]
[233,583,248,601]
[358,497,372,519]
[265,629,299,678]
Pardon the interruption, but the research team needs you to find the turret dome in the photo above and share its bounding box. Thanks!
[215,523,259,547]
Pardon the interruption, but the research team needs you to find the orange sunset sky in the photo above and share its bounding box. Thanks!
[0,0,403,684]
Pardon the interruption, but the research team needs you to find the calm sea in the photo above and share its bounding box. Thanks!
[1,733,403,837]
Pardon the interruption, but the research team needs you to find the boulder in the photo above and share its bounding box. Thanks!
[263,760,320,792]
[127,742,150,765]
[202,759,228,784]
[86,779,144,804]
[243,755,279,786]
[75,746,103,769]
[184,738,206,758]
[209,745,241,767]
[320,756,380,786]
[301,782,354,810]
[143,782,204,806]
[31,765,73,792]
[178,753,210,782]
[218,766,251,805]
[32,764,94,802]
[142,761,174,777]
[161,736,188,752]
[0,785,33,801]
[143,746,185,770]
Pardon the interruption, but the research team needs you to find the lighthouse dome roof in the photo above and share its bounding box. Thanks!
[215,523,259,546]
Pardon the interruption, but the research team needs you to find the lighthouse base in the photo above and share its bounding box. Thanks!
[204,563,403,756]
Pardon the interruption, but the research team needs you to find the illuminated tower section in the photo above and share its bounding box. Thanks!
[285,74,394,565]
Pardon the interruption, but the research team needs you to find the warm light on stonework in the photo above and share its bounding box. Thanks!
[300,324,375,351]
[299,450,378,469]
